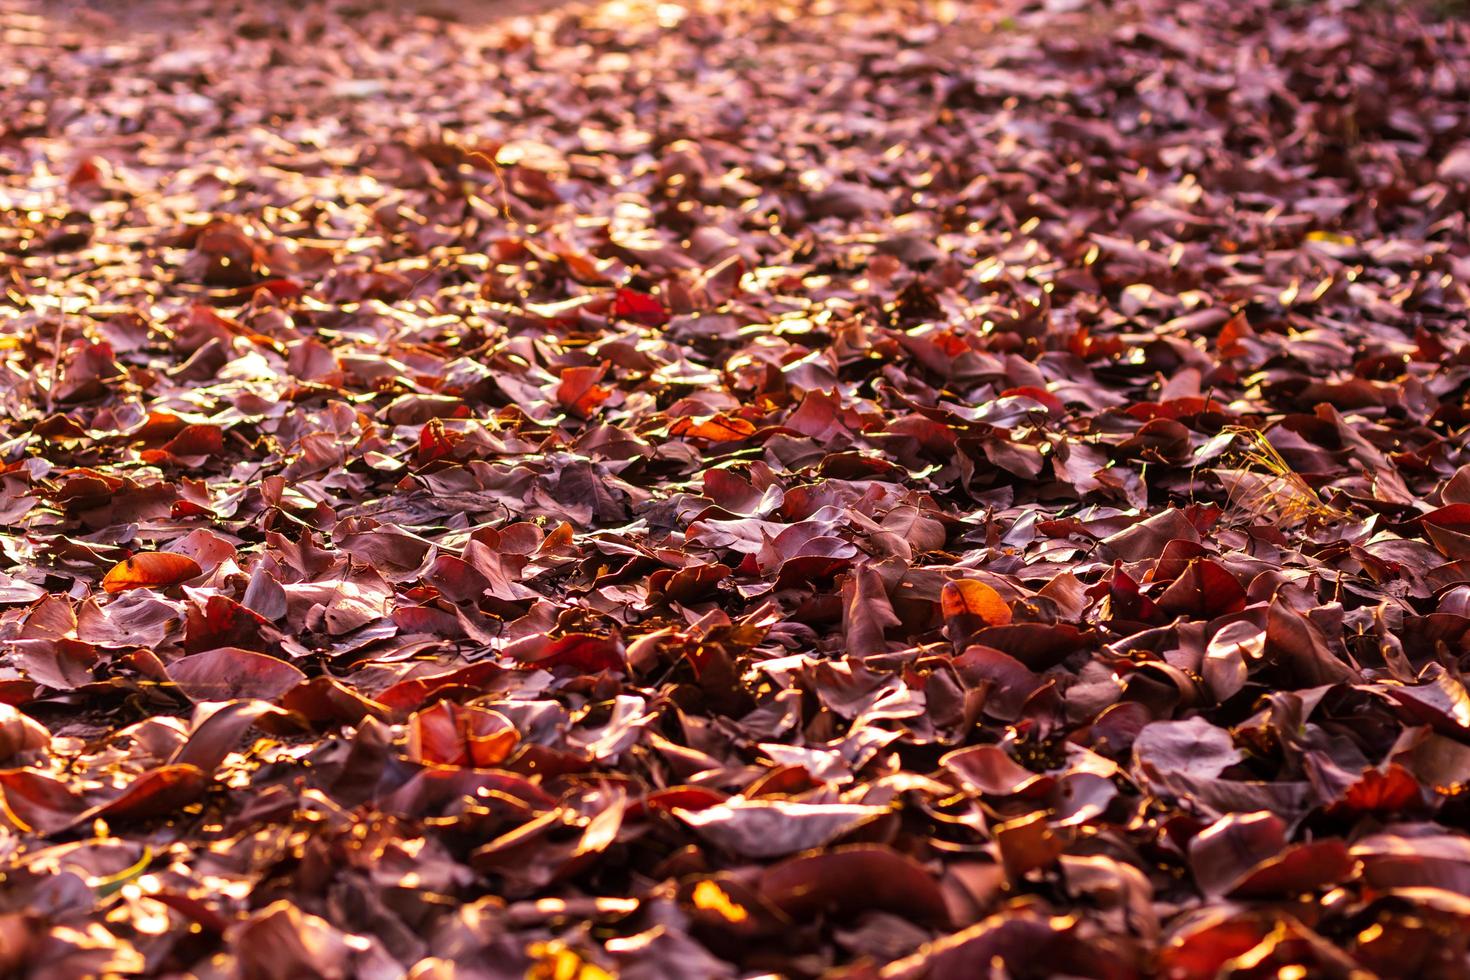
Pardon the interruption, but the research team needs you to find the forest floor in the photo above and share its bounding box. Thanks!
[2,0,1470,977]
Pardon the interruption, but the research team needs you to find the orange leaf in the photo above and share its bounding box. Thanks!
[670,414,757,443]
[555,364,611,418]
[941,579,1013,627]
[101,553,203,594]
[406,701,520,768]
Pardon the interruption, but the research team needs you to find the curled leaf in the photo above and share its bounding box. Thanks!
[101,553,203,593]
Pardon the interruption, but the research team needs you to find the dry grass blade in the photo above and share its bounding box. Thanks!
[1210,425,1349,528]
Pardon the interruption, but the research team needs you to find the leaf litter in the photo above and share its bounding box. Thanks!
[2,0,1470,975]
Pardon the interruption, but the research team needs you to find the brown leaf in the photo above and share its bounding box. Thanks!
[168,647,306,702]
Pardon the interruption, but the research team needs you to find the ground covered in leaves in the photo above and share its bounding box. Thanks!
[2,0,1470,975]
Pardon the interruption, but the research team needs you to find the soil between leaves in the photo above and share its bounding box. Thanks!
[3,0,1470,976]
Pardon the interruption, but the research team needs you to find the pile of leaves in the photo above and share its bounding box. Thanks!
[2,0,1470,974]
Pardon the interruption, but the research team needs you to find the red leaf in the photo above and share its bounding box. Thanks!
[161,423,225,457]
[377,662,506,715]
[278,676,387,727]
[513,633,625,674]
[88,765,209,824]
[415,418,463,466]
[612,287,670,326]
[758,845,950,926]
[1155,559,1248,617]
[649,562,731,603]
